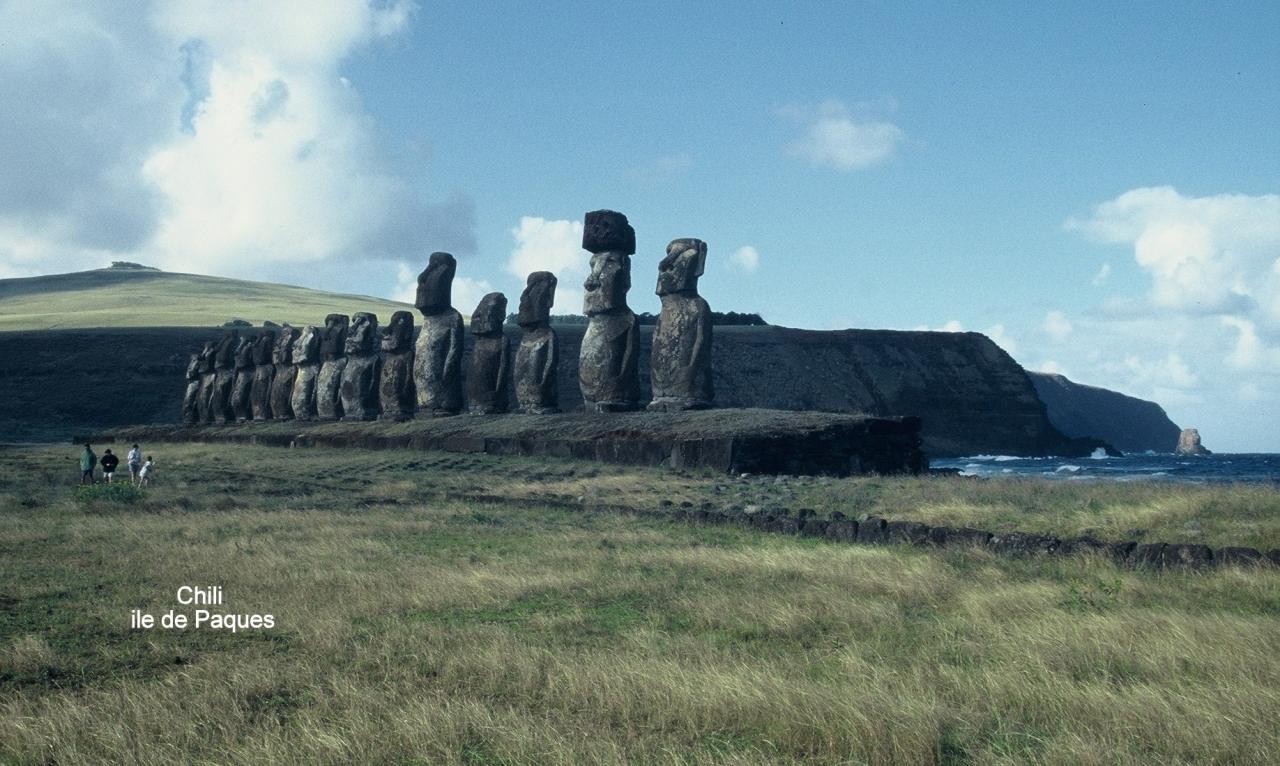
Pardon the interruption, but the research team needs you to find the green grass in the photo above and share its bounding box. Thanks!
[0,267,410,331]
[2,443,1279,764]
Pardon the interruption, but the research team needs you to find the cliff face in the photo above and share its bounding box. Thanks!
[0,326,1101,457]
[1028,372,1181,453]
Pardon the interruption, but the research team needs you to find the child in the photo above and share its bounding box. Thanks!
[139,456,155,487]
[100,449,119,483]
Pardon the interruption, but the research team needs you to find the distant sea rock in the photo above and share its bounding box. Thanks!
[1176,428,1212,456]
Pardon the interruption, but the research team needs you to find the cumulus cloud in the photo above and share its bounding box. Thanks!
[726,245,760,274]
[1067,187,1280,320]
[0,0,473,294]
[781,99,904,171]
[983,324,1018,356]
[1043,311,1073,341]
[506,217,587,313]
[914,320,965,333]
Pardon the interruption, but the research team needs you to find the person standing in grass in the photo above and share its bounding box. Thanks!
[79,443,96,485]
[139,456,155,488]
[127,443,143,485]
[99,449,119,483]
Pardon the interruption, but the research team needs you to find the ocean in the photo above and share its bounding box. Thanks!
[931,451,1280,483]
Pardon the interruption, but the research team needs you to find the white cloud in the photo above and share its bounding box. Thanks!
[1067,187,1280,319]
[507,217,587,280]
[392,262,492,314]
[727,245,760,274]
[782,99,904,171]
[1092,263,1111,285]
[1036,360,1069,376]
[913,320,964,333]
[1043,311,1073,341]
[0,1,473,295]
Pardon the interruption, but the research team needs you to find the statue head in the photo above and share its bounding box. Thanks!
[345,312,379,356]
[582,210,635,255]
[380,310,414,352]
[471,292,508,336]
[657,238,707,296]
[214,329,239,370]
[253,329,277,366]
[186,353,201,380]
[233,336,255,369]
[293,325,321,365]
[198,342,216,374]
[583,252,631,315]
[518,273,556,328]
[273,326,299,365]
[415,252,456,315]
[320,314,349,360]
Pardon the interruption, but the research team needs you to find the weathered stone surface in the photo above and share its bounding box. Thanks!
[1162,543,1214,568]
[1176,428,1211,456]
[378,311,415,421]
[414,253,464,416]
[799,518,829,537]
[1267,549,1280,568]
[468,294,511,415]
[1130,542,1166,568]
[181,352,202,426]
[340,312,382,421]
[580,211,640,412]
[316,314,349,421]
[194,343,215,425]
[856,516,888,544]
[989,532,1059,556]
[825,518,859,542]
[289,325,321,421]
[210,330,239,424]
[1057,536,1110,557]
[885,520,932,546]
[268,327,299,420]
[250,329,277,421]
[231,336,255,422]
[649,238,713,411]
[1216,546,1263,566]
[582,209,636,256]
[515,273,559,414]
[928,526,991,548]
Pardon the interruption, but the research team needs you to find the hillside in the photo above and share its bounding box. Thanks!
[1030,371,1182,453]
[0,265,410,331]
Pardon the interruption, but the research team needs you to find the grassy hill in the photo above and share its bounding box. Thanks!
[0,264,410,331]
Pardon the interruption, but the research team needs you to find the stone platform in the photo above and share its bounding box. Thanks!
[86,409,925,476]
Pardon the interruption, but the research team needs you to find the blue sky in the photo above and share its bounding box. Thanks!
[1,1,1277,450]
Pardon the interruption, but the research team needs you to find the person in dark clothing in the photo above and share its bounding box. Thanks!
[100,449,120,483]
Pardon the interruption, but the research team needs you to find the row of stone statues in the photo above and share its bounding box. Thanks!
[181,210,713,425]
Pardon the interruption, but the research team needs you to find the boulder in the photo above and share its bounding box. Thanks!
[885,520,931,546]
[989,532,1059,556]
[1162,543,1214,569]
[1176,428,1211,456]
[1216,546,1263,567]
[1130,542,1166,568]
[855,516,887,544]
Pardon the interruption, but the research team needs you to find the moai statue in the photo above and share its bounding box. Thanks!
[579,209,640,412]
[268,326,300,420]
[211,329,240,424]
[181,352,202,426]
[340,312,382,421]
[316,313,349,421]
[231,336,255,422]
[648,238,713,411]
[289,325,322,421]
[413,252,464,416]
[378,311,416,421]
[195,342,216,424]
[249,329,277,421]
[514,273,559,414]
[467,292,512,414]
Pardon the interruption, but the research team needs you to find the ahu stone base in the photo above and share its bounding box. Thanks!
[90,408,925,477]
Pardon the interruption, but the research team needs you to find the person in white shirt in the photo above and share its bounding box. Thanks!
[128,444,143,485]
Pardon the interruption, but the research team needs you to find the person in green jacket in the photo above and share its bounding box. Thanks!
[79,443,97,485]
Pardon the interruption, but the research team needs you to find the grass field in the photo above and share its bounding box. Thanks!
[2,443,1279,764]
[0,267,410,331]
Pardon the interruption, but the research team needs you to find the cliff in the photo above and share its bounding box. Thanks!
[1029,372,1182,453]
[0,326,1105,458]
